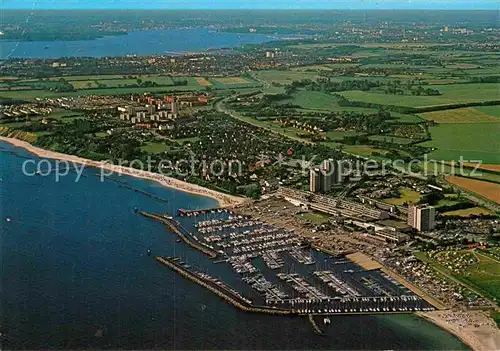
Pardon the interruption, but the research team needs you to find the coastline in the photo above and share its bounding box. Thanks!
[2,136,497,350]
[417,310,500,351]
[0,136,246,208]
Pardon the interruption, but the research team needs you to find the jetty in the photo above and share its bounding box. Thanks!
[140,211,218,258]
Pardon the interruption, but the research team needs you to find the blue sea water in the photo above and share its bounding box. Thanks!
[0,28,289,59]
[0,141,469,349]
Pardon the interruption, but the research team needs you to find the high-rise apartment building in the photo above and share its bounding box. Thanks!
[408,205,436,232]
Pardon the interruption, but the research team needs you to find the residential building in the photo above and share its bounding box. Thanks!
[408,205,436,232]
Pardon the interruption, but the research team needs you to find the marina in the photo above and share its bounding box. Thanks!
[147,207,436,316]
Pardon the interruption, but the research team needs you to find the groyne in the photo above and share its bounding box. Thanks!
[98,174,169,203]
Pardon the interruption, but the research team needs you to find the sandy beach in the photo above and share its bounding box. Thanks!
[417,310,500,351]
[0,136,246,208]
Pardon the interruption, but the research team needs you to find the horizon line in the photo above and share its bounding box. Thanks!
[2,8,499,11]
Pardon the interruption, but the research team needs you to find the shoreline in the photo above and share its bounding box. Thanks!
[0,136,246,208]
[417,310,500,351]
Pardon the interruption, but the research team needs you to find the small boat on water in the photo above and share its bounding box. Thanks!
[176,239,181,243]
[134,207,138,213]
[147,249,152,256]
[6,217,11,222]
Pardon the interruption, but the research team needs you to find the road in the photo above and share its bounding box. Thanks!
[215,96,315,145]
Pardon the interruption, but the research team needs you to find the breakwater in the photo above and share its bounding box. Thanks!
[308,314,324,335]
[155,257,295,316]
[140,211,218,258]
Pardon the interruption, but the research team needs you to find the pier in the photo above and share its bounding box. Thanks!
[140,211,218,258]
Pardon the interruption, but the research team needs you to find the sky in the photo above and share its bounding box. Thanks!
[1,0,498,10]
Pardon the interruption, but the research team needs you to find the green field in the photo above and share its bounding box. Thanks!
[343,145,389,158]
[292,63,361,72]
[282,90,339,110]
[442,207,493,217]
[389,114,424,124]
[140,142,169,154]
[435,83,500,101]
[368,135,416,144]
[476,105,500,118]
[325,130,364,141]
[253,70,319,85]
[339,90,447,108]
[416,250,500,302]
[49,74,127,81]
[277,91,422,120]
[339,83,500,108]
[70,76,176,89]
[0,75,260,101]
[419,107,500,124]
[296,212,330,224]
[47,109,84,121]
[422,123,500,164]
[382,188,422,205]
[0,84,243,101]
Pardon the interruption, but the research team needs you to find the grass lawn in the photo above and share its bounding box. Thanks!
[140,142,169,154]
[47,109,84,121]
[422,123,500,164]
[174,137,200,144]
[382,188,422,206]
[94,132,108,138]
[296,212,330,224]
[419,107,500,124]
